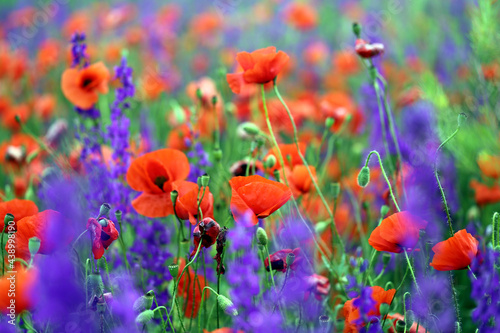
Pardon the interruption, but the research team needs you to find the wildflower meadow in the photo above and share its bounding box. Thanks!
[0,0,499,332]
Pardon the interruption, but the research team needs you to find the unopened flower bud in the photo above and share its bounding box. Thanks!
[238,122,261,138]
[196,88,203,101]
[352,23,361,38]
[273,169,280,182]
[379,303,390,316]
[256,227,268,246]
[168,263,179,278]
[135,310,154,324]
[325,117,334,128]
[28,237,41,256]
[87,273,104,296]
[380,205,389,218]
[212,95,218,106]
[217,295,238,316]
[357,166,370,187]
[265,155,277,169]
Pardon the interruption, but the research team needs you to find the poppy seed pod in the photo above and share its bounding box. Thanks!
[170,190,179,205]
[168,263,179,278]
[395,320,406,332]
[4,213,14,226]
[201,174,210,187]
[256,227,268,246]
[217,295,238,316]
[28,237,41,256]
[213,149,222,162]
[457,112,467,127]
[357,166,370,187]
[87,273,105,296]
[115,210,122,223]
[319,315,330,325]
[286,253,295,267]
[98,203,111,219]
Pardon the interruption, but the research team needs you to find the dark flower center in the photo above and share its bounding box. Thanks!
[154,176,168,190]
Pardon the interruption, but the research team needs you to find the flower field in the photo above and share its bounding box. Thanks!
[0,0,499,332]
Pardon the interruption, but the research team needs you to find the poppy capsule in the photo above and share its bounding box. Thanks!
[264,248,301,273]
[190,217,220,259]
[368,211,427,253]
[430,229,479,271]
[355,39,384,59]
[229,175,292,225]
[86,217,119,260]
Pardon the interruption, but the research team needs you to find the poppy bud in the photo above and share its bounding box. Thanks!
[28,237,41,256]
[357,166,370,187]
[466,206,479,221]
[273,169,281,182]
[170,190,179,205]
[135,310,154,324]
[201,174,210,187]
[4,213,14,226]
[404,310,415,330]
[379,303,390,316]
[168,263,179,278]
[238,122,261,137]
[457,113,467,127]
[380,205,389,218]
[325,117,334,128]
[196,88,203,101]
[98,203,111,219]
[352,23,361,38]
[331,183,340,199]
[286,252,295,267]
[212,95,217,106]
[217,295,238,316]
[87,273,104,296]
[265,155,277,169]
[314,221,329,234]
[256,227,268,246]
[213,149,222,162]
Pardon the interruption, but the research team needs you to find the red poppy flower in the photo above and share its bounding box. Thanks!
[430,229,479,271]
[386,313,426,333]
[9,210,62,261]
[0,199,38,232]
[355,39,385,59]
[176,258,210,318]
[172,181,214,225]
[284,2,318,31]
[368,211,427,253]
[264,248,301,273]
[264,142,306,173]
[0,267,37,314]
[320,92,364,134]
[226,47,290,94]
[286,164,317,196]
[304,274,330,301]
[477,152,500,179]
[470,179,500,205]
[190,217,220,259]
[343,286,396,333]
[86,217,120,260]
[126,148,190,218]
[229,175,292,225]
[166,124,192,151]
[61,62,110,109]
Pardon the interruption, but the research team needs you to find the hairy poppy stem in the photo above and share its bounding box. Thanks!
[364,150,401,212]
[153,291,174,333]
[434,113,466,237]
[260,83,336,266]
[168,241,203,331]
[273,79,346,256]
[374,70,408,203]
[265,245,277,291]
[115,211,131,274]
[197,286,219,333]
[403,249,421,295]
